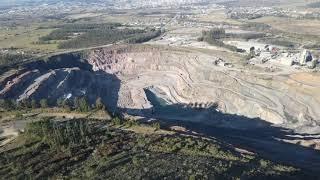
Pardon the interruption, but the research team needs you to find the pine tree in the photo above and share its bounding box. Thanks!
[74,97,80,111]
[40,99,48,108]
[0,99,16,110]
[79,97,90,112]
[62,99,72,111]
[56,98,64,107]
[31,99,38,109]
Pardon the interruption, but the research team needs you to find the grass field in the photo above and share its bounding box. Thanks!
[250,16,320,36]
[0,25,58,53]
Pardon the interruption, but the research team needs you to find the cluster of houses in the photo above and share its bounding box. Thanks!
[227,7,291,20]
[227,7,320,21]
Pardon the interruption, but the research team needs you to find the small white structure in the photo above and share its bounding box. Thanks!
[299,49,313,65]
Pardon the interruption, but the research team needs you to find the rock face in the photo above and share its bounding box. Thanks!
[0,55,120,111]
[87,45,320,132]
[1,45,319,132]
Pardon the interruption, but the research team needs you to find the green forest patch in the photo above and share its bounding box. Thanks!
[38,23,162,49]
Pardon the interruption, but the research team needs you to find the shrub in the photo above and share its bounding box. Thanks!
[259,159,269,168]
[132,155,140,166]
[15,112,23,118]
[56,98,64,107]
[189,175,196,180]
[18,99,31,109]
[40,99,48,108]
[31,99,38,109]
[74,97,91,112]
[0,99,16,110]
[152,122,161,131]
[137,136,147,148]
[112,117,122,126]
[62,99,72,111]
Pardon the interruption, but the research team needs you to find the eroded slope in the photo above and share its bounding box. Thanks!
[88,45,320,132]
[0,45,319,132]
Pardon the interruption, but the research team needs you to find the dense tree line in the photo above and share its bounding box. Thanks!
[201,28,226,39]
[198,28,245,52]
[263,39,296,48]
[39,23,162,49]
[40,23,122,41]
[126,29,161,44]
[0,96,105,112]
[227,33,265,40]
[58,28,145,49]
[0,98,48,110]
[0,53,31,66]
[242,22,271,31]
[25,118,92,150]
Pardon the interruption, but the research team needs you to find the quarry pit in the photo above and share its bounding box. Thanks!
[1,44,320,170]
[1,45,320,133]
[88,45,320,132]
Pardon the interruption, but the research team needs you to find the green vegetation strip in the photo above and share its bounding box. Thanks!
[198,28,245,52]
[0,112,313,179]
[37,23,161,49]
[0,52,32,66]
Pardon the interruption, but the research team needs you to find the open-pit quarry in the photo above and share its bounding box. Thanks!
[1,45,320,131]
[88,45,320,130]
[1,45,320,170]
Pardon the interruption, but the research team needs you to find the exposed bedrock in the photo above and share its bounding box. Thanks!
[2,46,320,172]
[0,53,120,111]
[0,45,319,132]
[88,45,320,131]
